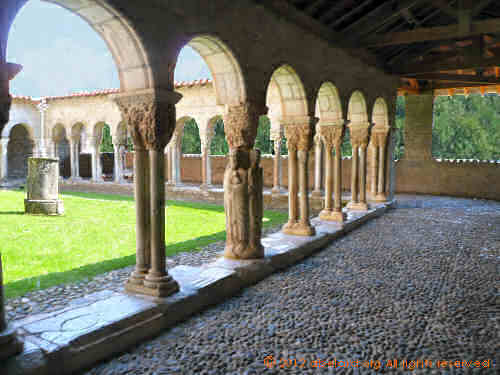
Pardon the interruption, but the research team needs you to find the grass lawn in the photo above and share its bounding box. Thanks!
[0,189,288,299]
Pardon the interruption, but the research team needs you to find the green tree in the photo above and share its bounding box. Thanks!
[100,124,113,153]
[181,119,201,154]
[255,116,272,154]
[210,119,229,155]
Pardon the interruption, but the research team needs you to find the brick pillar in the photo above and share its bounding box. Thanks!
[403,94,434,160]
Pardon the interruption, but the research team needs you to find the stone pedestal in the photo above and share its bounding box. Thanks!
[0,255,23,361]
[24,157,64,215]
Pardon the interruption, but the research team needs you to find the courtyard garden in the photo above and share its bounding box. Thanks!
[0,189,288,299]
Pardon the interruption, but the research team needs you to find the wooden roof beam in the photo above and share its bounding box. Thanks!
[362,18,500,47]
[402,73,500,84]
[392,54,500,74]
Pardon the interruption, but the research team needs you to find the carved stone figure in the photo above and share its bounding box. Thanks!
[224,148,264,259]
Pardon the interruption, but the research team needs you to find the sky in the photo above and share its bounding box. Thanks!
[7,0,211,98]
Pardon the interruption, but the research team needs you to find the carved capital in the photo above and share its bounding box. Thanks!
[319,123,345,150]
[223,102,264,150]
[283,116,318,152]
[371,125,390,148]
[348,122,371,148]
[112,89,182,151]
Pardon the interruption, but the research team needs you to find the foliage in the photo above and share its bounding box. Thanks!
[0,190,288,298]
[181,119,201,154]
[99,124,114,153]
[255,116,272,154]
[394,95,499,160]
[210,119,229,155]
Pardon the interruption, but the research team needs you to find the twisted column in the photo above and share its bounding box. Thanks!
[347,122,371,211]
[282,117,317,236]
[318,121,346,222]
[113,89,181,297]
[223,102,265,259]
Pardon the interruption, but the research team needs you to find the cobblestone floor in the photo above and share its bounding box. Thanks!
[71,196,498,375]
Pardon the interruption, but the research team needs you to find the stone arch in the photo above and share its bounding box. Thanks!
[347,90,369,124]
[315,82,343,123]
[8,0,154,91]
[7,123,34,179]
[372,97,389,128]
[180,35,246,106]
[266,65,309,119]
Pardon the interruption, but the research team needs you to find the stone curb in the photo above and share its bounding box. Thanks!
[0,201,394,375]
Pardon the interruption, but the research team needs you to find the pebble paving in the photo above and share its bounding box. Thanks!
[7,195,500,374]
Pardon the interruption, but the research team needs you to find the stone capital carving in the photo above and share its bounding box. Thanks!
[223,102,265,150]
[348,122,371,148]
[283,116,318,152]
[112,89,182,151]
[319,123,344,150]
[371,125,391,148]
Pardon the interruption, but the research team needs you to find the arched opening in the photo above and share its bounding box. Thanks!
[92,122,107,181]
[113,122,131,182]
[70,122,85,179]
[265,65,309,192]
[7,124,34,180]
[52,123,70,178]
[179,35,246,106]
[314,82,344,192]
[255,116,272,155]
[348,90,369,124]
[99,124,113,180]
[372,98,389,128]
[370,98,390,197]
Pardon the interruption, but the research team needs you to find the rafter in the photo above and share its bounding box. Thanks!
[329,0,375,28]
[362,18,500,47]
[392,54,500,74]
[402,73,500,84]
[429,0,458,19]
[472,0,494,17]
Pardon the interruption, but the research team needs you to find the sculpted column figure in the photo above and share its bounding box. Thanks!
[347,122,371,211]
[312,134,323,197]
[223,103,264,259]
[113,89,181,297]
[318,121,346,222]
[282,117,317,236]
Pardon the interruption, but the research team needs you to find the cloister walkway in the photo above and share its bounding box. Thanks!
[75,195,497,375]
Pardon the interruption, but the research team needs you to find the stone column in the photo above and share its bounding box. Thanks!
[200,138,210,190]
[372,125,390,202]
[271,137,282,194]
[282,117,317,236]
[318,121,346,222]
[69,137,80,180]
[347,122,371,211]
[0,137,8,180]
[223,103,265,259]
[24,157,64,215]
[36,99,49,157]
[312,134,323,197]
[403,94,434,161]
[90,140,102,182]
[113,89,181,297]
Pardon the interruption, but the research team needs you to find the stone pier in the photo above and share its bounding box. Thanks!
[24,157,64,215]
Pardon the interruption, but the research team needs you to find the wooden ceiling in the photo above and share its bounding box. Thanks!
[280,0,500,94]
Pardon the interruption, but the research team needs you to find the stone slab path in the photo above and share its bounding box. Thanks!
[77,197,499,375]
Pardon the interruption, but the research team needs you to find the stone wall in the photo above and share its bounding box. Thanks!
[395,159,500,201]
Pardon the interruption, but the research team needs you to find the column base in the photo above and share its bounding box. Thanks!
[271,187,281,195]
[24,199,64,216]
[0,325,23,361]
[319,209,346,222]
[311,190,323,198]
[374,193,387,202]
[346,201,369,211]
[282,221,316,236]
[224,244,264,260]
[125,273,179,298]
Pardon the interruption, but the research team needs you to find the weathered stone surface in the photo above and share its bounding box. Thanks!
[24,158,63,216]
